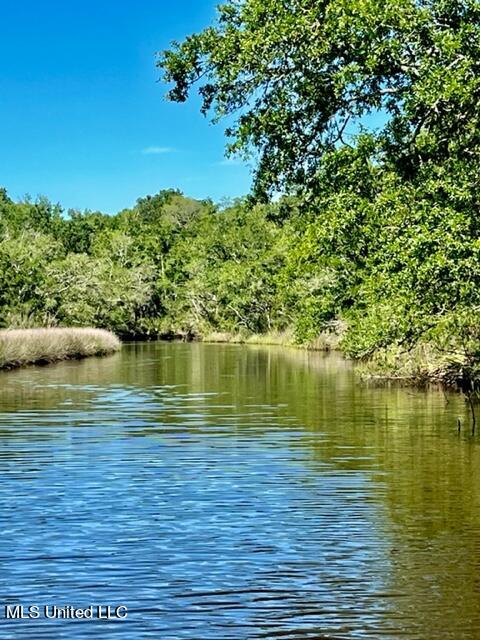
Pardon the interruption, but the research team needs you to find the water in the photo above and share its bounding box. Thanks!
[0,342,479,639]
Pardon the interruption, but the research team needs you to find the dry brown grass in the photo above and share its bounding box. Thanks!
[202,325,344,351]
[357,341,472,389]
[201,330,295,346]
[0,327,121,370]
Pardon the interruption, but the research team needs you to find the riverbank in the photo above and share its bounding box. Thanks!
[202,328,476,393]
[356,342,477,393]
[202,326,343,352]
[2,323,472,393]
[0,328,121,370]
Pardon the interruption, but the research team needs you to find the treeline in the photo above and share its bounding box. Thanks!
[0,188,291,338]
[1,167,480,388]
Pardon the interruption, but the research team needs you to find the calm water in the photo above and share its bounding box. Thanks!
[1,342,480,639]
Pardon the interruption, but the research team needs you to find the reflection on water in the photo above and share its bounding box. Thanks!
[0,342,479,639]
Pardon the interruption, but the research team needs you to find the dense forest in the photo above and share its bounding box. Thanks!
[0,188,300,340]
[3,0,480,390]
[0,176,479,389]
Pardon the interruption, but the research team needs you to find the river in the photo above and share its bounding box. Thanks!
[0,342,479,639]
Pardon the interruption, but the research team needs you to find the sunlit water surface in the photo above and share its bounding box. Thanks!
[1,343,479,639]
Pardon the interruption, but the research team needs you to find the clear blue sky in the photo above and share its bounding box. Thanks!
[0,1,252,213]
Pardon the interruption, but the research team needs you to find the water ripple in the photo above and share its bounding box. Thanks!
[0,343,479,639]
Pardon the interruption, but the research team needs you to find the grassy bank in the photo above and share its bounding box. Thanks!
[202,325,343,352]
[203,329,478,393]
[0,328,121,370]
[357,342,478,392]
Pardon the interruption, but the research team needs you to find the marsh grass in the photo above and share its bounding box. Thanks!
[0,328,121,370]
[357,342,479,390]
[202,326,343,351]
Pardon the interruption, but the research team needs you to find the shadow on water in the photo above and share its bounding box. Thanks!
[0,342,478,639]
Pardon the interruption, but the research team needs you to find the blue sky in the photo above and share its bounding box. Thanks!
[0,1,252,213]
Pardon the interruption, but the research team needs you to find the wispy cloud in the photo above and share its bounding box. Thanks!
[141,146,175,155]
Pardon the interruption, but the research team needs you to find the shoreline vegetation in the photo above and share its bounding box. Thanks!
[0,328,121,370]
[0,183,477,394]
[201,327,342,352]
[200,330,472,391]
[0,321,474,396]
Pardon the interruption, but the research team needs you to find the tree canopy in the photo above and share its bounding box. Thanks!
[160,0,480,197]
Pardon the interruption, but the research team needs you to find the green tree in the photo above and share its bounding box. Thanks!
[39,254,156,336]
[0,232,64,327]
[160,0,480,197]
[59,210,113,254]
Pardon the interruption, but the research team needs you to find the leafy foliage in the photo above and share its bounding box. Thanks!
[160,0,480,197]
